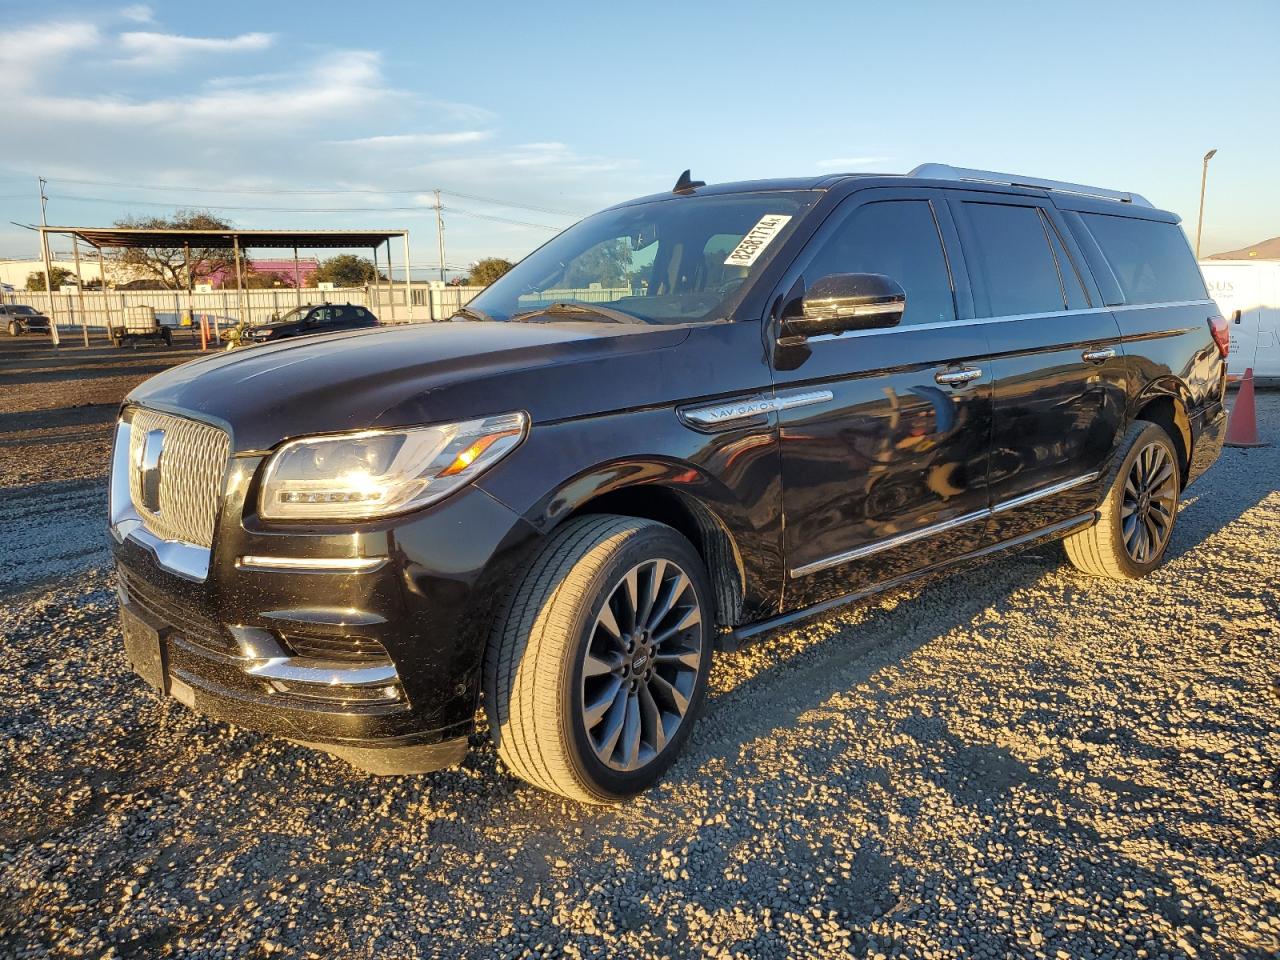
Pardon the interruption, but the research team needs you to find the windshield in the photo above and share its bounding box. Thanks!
[14,306,37,315]
[463,190,819,324]
[270,306,311,324]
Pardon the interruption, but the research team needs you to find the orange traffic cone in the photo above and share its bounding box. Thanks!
[1225,367,1268,447]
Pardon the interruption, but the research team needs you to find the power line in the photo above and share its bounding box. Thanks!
[35,176,582,217]
[49,193,561,230]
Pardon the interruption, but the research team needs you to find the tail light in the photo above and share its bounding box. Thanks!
[1207,315,1230,358]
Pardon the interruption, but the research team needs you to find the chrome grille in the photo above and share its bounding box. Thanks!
[127,408,230,548]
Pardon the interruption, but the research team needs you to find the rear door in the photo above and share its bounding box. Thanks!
[769,187,998,609]
[950,193,1129,541]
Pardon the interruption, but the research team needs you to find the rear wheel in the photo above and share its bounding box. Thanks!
[485,515,713,803]
[1064,421,1181,580]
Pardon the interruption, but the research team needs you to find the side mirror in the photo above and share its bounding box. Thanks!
[780,273,905,342]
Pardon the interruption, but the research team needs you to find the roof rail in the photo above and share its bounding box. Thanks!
[908,163,1153,207]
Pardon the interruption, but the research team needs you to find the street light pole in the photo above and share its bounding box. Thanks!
[1195,148,1218,259]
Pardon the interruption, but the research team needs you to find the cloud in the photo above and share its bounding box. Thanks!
[330,131,493,148]
[22,51,391,132]
[0,22,629,265]
[119,4,153,22]
[116,30,274,66]
[0,21,99,69]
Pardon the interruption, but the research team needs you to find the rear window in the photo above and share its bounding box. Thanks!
[1082,214,1207,305]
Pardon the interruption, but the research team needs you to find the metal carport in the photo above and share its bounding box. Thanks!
[34,226,412,346]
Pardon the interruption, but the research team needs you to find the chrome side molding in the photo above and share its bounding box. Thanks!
[790,471,1101,578]
[790,509,988,578]
[988,472,1100,515]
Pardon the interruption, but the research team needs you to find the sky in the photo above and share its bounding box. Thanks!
[1,0,1276,277]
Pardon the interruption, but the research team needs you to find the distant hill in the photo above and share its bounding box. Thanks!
[1206,237,1280,260]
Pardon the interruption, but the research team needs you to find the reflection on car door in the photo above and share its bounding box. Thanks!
[949,194,1128,541]
[769,188,997,610]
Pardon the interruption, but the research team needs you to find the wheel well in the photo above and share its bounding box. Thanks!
[566,487,745,628]
[1134,395,1190,486]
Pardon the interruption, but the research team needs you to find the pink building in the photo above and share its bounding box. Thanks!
[208,258,320,288]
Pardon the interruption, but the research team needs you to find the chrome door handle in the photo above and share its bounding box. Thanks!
[934,367,983,387]
[1082,347,1116,363]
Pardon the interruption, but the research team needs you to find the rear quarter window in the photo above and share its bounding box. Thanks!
[1082,214,1207,305]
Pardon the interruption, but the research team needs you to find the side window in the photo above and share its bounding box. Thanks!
[804,200,956,326]
[331,306,350,322]
[310,308,332,324]
[1081,214,1208,305]
[962,202,1066,316]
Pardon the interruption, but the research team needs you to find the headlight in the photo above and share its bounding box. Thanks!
[258,412,528,520]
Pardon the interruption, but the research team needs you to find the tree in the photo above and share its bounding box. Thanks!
[112,210,237,292]
[561,240,631,289]
[308,254,379,287]
[222,266,289,290]
[465,258,515,287]
[26,267,74,290]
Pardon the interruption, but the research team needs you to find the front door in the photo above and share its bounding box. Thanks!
[949,195,1129,541]
[769,189,996,609]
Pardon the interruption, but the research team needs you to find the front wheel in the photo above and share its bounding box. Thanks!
[485,515,713,803]
[1064,421,1181,580]
[7,321,18,337]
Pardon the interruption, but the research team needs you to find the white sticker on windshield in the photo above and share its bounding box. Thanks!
[723,215,793,268]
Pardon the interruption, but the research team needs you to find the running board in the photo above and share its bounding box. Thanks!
[719,512,1096,652]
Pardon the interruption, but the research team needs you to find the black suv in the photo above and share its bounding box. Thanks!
[3,304,52,336]
[243,303,379,344]
[110,164,1228,802]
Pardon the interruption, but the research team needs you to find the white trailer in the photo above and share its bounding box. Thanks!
[1200,259,1280,381]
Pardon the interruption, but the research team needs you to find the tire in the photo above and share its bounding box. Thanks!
[1064,421,1182,580]
[484,515,714,803]
[7,321,19,336]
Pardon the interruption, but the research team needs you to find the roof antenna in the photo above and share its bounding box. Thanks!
[672,169,705,194]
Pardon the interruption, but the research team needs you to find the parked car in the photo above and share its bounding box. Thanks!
[1200,259,1280,383]
[2,304,52,336]
[241,303,380,345]
[110,163,1227,802]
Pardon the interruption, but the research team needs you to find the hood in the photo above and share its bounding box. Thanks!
[128,320,691,452]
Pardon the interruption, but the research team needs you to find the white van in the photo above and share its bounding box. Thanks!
[1199,259,1280,381]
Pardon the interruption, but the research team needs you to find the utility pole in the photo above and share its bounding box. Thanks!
[434,189,446,282]
[38,177,61,346]
[1195,148,1218,259]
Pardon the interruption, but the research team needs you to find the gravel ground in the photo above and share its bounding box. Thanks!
[1,341,1277,959]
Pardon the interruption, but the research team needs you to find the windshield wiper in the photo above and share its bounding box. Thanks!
[509,302,644,325]
[450,305,497,323]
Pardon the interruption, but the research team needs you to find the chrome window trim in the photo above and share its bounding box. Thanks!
[1109,298,1213,312]
[789,471,1101,578]
[791,297,1214,345]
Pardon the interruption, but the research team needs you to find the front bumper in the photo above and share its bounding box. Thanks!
[110,429,542,774]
